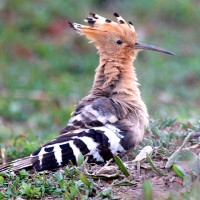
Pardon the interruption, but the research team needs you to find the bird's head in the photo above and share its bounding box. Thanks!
[69,13,175,59]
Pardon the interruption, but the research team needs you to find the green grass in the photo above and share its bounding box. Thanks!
[0,166,115,199]
[0,119,200,199]
[0,0,200,199]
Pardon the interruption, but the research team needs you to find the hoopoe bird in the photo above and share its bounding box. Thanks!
[0,13,175,172]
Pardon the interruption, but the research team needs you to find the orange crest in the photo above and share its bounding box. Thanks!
[69,13,138,56]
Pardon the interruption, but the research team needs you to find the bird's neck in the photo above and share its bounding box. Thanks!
[91,54,141,102]
[89,54,149,126]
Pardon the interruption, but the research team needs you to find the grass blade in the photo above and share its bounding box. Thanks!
[112,181,137,186]
[173,165,185,179]
[143,180,153,200]
[146,153,165,176]
[77,153,84,167]
[114,154,130,177]
[79,173,91,188]
[0,176,4,184]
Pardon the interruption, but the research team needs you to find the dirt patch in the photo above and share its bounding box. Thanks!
[79,156,183,200]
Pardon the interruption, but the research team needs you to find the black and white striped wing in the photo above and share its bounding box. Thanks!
[31,126,125,171]
[29,97,127,171]
[60,97,123,134]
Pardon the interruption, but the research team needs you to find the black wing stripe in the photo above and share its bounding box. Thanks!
[73,139,90,155]
[45,129,110,147]
[61,143,77,165]
[41,152,58,170]
[44,147,54,152]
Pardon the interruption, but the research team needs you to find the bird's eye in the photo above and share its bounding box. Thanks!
[116,40,123,45]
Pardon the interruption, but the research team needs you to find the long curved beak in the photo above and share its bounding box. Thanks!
[130,42,176,55]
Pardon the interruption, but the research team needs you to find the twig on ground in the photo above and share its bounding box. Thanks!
[165,132,194,168]
[1,148,6,164]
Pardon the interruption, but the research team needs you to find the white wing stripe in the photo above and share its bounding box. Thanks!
[80,136,104,162]
[68,141,81,163]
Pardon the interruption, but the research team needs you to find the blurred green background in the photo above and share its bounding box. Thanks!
[0,0,200,145]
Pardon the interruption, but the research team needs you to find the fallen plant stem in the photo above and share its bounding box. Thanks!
[179,132,194,150]
[146,153,165,176]
[165,132,194,168]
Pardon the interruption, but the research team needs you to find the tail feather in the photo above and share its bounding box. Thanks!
[0,156,32,173]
